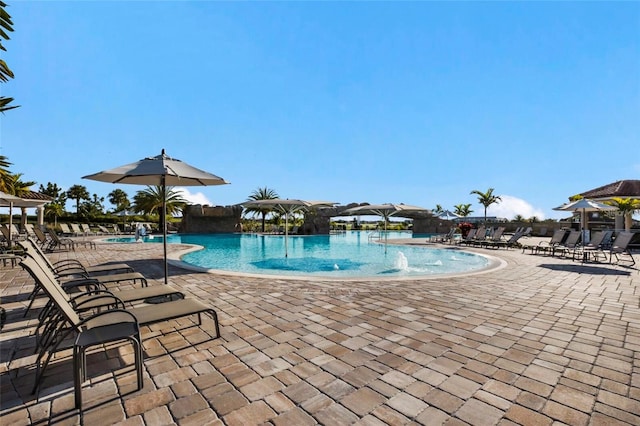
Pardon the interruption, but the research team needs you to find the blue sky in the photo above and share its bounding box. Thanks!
[2,1,639,220]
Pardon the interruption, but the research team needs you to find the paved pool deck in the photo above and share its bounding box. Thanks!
[1,237,638,425]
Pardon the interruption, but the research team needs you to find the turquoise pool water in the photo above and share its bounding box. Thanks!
[104,231,490,278]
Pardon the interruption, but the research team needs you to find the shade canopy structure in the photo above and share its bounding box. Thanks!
[237,199,336,257]
[553,198,618,242]
[341,203,431,252]
[83,149,229,284]
[435,209,461,221]
[0,191,49,246]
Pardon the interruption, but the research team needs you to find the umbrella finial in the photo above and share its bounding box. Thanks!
[161,148,166,156]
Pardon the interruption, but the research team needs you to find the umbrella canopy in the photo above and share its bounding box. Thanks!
[237,199,335,257]
[553,198,618,241]
[435,209,461,221]
[0,191,48,246]
[83,149,229,284]
[341,203,431,251]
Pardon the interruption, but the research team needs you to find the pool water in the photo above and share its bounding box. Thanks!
[105,231,489,278]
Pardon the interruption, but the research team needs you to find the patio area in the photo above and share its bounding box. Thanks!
[1,238,639,425]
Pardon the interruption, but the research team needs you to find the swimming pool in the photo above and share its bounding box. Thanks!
[105,231,492,279]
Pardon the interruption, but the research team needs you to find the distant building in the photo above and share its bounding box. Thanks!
[458,216,508,224]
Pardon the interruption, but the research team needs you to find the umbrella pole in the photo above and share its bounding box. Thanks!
[384,215,388,254]
[8,202,13,248]
[285,213,288,257]
[162,176,169,285]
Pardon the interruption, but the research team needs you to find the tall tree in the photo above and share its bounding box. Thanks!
[607,197,640,231]
[5,172,35,196]
[244,187,279,232]
[133,185,186,231]
[79,193,105,218]
[66,184,90,215]
[470,188,502,224]
[454,203,473,217]
[108,189,131,212]
[0,154,13,192]
[0,1,19,113]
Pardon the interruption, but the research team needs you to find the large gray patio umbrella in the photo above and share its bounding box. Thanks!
[0,191,48,247]
[83,149,229,284]
[435,209,461,221]
[237,199,335,257]
[553,198,618,243]
[341,203,431,252]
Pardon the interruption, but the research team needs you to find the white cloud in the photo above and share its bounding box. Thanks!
[486,195,546,220]
[174,187,213,206]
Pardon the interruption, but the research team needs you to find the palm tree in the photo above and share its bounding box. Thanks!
[0,155,12,192]
[66,184,90,216]
[0,1,19,113]
[470,188,502,224]
[607,197,640,231]
[133,185,187,231]
[244,187,279,232]
[433,204,444,214]
[108,188,131,212]
[45,202,64,227]
[454,203,473,217]
[4,172,35,196]
[513,214,525,222]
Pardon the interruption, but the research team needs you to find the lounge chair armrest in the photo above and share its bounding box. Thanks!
[78,308,139,330]
[60,277,102,293]
[74,293,125,312]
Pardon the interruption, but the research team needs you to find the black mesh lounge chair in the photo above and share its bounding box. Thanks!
[478,227,506,248]
[551,230,582,257]
[20,256,220,408]
[522,229,568,255]
[571,230,613,263]
[456,228,477,246]
[20,238,149,316]
[32,226,53,250]
[22,238,132,277]
[45,228,75,251]
[484,229,525,250]
[19,250,183,350]
[609,231,636,266]
[19,255,143,409]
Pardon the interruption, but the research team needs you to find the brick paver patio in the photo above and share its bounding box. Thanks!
[1,237,638,425]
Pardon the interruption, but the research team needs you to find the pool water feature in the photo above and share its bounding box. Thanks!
[106,231,491,278]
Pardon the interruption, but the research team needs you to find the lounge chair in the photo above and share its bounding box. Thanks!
[70,223,84,236]
[46,228,76,251]
[58,223,73,236]
[609,232,636,266]
[522,229,568,255]
[430,227,455,243]
[571,230,613,263]
[457,228,477,245]
[80,223,98,237]
[484,229,525,250]
[19,255,144,408]
[472,226,487,246]
[98,225,114,235]
[19,238,150,316]
[551,230,582,257]
[1,224,25,245]
[32,226,54,251]
[21,237,133,278]
[19,255,220,407]
[23,223,37,237]
[478,226,505,247]
[18,245,184,315]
